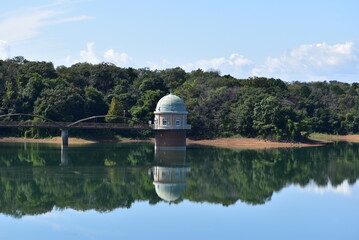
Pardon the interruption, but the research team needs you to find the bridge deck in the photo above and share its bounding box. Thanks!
[0,121,153,130]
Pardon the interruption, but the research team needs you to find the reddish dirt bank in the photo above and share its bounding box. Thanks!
[0,137,95,144]
[0,137,324,149]
[187,138,323,149]
[0,137,153,144]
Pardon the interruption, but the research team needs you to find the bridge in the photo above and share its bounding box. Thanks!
[0,113,153,148]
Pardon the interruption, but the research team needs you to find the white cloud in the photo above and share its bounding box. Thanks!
[25,211,68,231]
[252,42,359,81]
[181,53,254,77]
[0,1,92,43]
[66,41,359,83]
[104,49,132,66]
[70,43,132,66]
[79,42,100,64]
[297,180,352,196]
[0,40,10,59]
[179,42,359,82]
[147,59,171,70]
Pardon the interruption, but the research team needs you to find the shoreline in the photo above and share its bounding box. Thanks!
[309,134,359,143]
[187,138,324,149]
[0,137,152,144]
[2,134,358,149]
[0,136,327,149]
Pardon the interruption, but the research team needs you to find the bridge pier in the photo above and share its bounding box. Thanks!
[61,128,69,148]
[60,147,68,166]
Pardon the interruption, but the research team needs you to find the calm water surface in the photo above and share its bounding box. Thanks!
[0,142,358,239]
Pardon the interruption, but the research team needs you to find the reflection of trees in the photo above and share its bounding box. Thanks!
[0,142,159,218]
[0,142,155,167]
[185,142,359,205]
[0,167,160,218]
[0,142,358,217]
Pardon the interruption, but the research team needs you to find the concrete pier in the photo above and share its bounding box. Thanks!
[61,128,69,148]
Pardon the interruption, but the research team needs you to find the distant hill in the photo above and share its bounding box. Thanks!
[1,57,359,141]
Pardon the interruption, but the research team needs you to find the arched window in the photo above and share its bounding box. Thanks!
[176,118,181,126]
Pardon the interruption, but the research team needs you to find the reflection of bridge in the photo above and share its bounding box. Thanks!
[0,113,153,147]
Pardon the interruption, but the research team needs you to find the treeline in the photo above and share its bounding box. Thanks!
[1,57,359,140]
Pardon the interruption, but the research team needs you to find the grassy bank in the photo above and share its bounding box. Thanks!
[309,133,359,143]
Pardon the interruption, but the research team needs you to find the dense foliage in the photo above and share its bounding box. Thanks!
[0,142,358,217]
[1,57,359,141]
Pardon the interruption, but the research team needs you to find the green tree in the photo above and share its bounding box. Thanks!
[56,62,92,88]
[34,84,86,122]
[106,97,123,122]
[252,96,301,141]
[85,86,108,116]
[129,90,164,122]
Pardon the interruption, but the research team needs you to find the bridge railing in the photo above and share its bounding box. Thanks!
[0,121,67,129]
[0,113,154,130]
[0,113,64,128]
[0,121,153,130]
[69,122,153,130]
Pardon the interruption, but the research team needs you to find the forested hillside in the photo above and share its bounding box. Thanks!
[1,57,359,141]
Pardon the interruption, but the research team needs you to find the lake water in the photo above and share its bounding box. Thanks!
[0,141,358,240]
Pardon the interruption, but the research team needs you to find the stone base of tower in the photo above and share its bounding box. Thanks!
[155,130,187,150]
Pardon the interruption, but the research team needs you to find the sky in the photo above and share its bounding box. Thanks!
[1,182,359,239]
[0,0,358,82]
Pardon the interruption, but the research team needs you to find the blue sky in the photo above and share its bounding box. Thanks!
[0,0,358,82]
[1,182,358,239]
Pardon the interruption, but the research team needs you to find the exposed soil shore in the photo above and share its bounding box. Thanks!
[0,137,152,144]
[0,136,327,149]
[187,134,359,149]
[187,138,324,149]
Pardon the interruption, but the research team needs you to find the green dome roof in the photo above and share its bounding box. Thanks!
[155,94,187,113]
[154,182,186,202]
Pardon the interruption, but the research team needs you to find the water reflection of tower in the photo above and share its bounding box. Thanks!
[151,149,190,203]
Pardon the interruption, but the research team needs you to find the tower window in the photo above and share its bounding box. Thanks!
[162,117,167,126]
[176,118,181,126]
